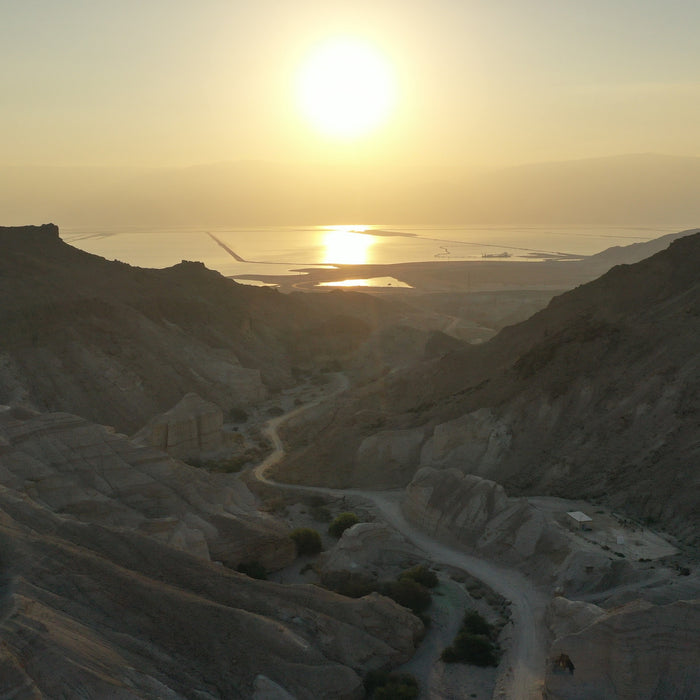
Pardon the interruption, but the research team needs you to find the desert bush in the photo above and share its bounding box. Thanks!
[441,608,499,666]
[462,610,492,637]
[328,512,359,538]
[228,407,248,423]
[379,579,432,615]
[400,564,438,588]
[236,561,267,580]
[364,671,419,699]
[290,528,322,556]
[441,632,497,666]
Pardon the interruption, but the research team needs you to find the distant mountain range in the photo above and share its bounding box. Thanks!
[1,153,699,226]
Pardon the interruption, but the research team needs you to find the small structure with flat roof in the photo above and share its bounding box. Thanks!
[567,511,593,531]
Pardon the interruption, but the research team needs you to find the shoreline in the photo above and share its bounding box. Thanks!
[230,258,601,294]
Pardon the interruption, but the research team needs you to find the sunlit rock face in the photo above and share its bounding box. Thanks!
[544,600,700,700]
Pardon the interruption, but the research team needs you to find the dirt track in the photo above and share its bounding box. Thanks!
[251,374,548,699]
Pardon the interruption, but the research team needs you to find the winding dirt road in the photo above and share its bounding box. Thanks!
[252,375,548,700]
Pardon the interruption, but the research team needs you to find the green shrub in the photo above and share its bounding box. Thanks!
[400,564,438,588]
[441,632,497,666]
[369,672,419,699]
[228,407,248,423]
[236,561,267,580]
[441,608,499,666]
[380,579,432,615]
[328,512,360,538]
[461,610,492,637]
[290,528,322,556]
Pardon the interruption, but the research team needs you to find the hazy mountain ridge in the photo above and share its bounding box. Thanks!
[2,154,699,226]
[277,232,700,542]
[0,224,405,432]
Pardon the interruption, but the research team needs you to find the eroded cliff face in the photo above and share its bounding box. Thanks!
[544,599,700,700]
[401,468,645,593]
[0,406,293,570]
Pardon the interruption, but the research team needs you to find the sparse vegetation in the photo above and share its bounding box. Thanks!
[290,527,322,556]
[306,495,333,523]
[262,496,287,515]
[400,564,438,588]
[228,407,248,423]
[236,561,267,580]
[379,579,432,615]
[441,609,499,666]
[328,511,360,538]
[364,670,419,699]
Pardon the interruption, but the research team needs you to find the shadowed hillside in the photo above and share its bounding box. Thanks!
[276,232,700,543]
[0,224,406,432]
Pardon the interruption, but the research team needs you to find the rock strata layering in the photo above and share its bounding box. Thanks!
[0,406,293,570]
[402,468,640,591]
[0,405,424,697]
[133,392,230,459]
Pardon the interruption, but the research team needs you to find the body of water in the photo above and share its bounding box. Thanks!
[60,224,678,282]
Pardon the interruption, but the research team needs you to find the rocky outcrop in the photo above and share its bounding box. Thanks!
[402,468,510,543]
[545,596,605,641]
[320,523,418,577]
[132,392,230,459]
[419,408,512,474]
[544,599,700,700]
[0,403,424,697]
[0,406,294,570]
[355,428,425,486]
[402,468,601,584]
[0,487,423,699]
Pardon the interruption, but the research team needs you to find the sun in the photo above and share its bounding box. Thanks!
[297,37,396,139]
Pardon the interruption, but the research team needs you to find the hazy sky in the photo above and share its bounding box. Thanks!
[3,0,700,170]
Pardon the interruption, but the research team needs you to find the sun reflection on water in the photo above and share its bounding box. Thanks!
[322,226,374,264]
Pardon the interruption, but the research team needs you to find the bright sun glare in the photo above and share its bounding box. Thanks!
[297,38,396,139]
[323,226,374,264]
